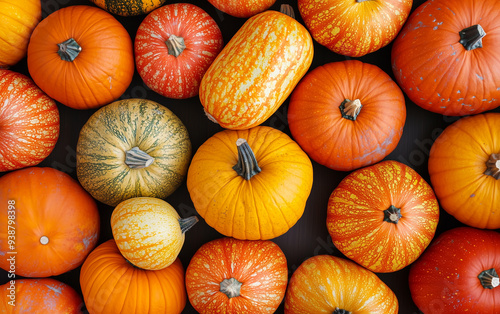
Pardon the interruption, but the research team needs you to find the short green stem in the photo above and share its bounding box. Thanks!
[484,153,500,179]
[220,278,242,298]
[383,205,402,224]
[233,139,261,180]
[459,25,486,51]
[340,99,363,121]
[179,216,199,234]
[166,34,186,57]
[57,38,82,61]
[333,308,352,314]
[478,268,499,289]
[125,147,154,169]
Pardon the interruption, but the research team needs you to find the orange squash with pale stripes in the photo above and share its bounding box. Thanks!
[199,8,313,130]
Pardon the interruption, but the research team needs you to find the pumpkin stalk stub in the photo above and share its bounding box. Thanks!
[179,216,199,234]
[166,34,186,57]
[40,236,49,245]
[339,99,363,121]
[459,24,486,51]
[333,308,352,314]
[484,153,500,179]
[125,147,154,169]
[280,4,295,19]
[383,205,402,224]
[57,38,82,62]
[478,268,499,289]
[220,277,242,298]
[233,138,262,180]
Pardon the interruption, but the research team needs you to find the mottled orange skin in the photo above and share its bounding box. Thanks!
[89,0,166,16]
[80,240,186,314]
[0,279,83,313]
[288,60,406,171]
[200,10,313,130]
[0,0,41,68]
[27,5,134,109]
[285,255,399,314]
[185,237,288,314]
[327,160,439,273]
[0,69,59,172]
[135,3,223,99]
[428,113,500,229]
[392,0,500,116]
[0,167,100,277]
[409,227,500,313]
[186,126,313,240]
[207,0,276,18]
[298,0,412,57]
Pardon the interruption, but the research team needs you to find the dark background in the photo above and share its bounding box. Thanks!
[2,0,497,313]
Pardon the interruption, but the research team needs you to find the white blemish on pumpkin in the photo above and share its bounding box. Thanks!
[108,76,112,89]
[476,74,484,80]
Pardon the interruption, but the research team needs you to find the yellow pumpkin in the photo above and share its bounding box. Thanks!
[110,197,198,270]
[186,126,313,240]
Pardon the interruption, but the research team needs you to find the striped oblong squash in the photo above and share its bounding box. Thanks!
[199,8,314,130]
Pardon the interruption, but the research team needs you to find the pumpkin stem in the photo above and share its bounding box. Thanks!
[220,278,242,298]
[125,147,154,169]
[340,99,363,121]
[166,34,186,57]
[478,268,499,289]
[40,236,49,245]
[459,25,486,51]
[484,153,500,179]
[57,38,82,62]
[233,138,262,180]
[333,308,352,314]
[179,216,199,234]
[280,4,295,19]
[383,205,402,224]
[356,0,371,2]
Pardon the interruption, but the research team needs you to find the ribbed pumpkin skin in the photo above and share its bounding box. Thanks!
[89,0,166,16]
[0,0,41,68]
[428,113,500,229]
[288,60,406,171]
[76,98,192,207]
[391,0,500,116]
[0,278,83,313]
[327,160,439,273]
[409,227,500,314]
[207,0,276,18]
[187,126,313,240]
[285,255,399,314]
[185,237,288,313]
[0,69,59,172]
[199,10,313,130]
[27,5,134,110]
[111,197,186,270]
[0,167,100,277]
[80,240,186,314]
[298,0,412,57]
[135,3,223,99]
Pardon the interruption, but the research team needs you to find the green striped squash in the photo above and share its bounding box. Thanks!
[89,0,166,16]
[76,98,191,207]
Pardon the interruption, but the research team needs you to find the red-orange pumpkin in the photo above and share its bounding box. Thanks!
[185,237,288,313]
[0,167,100,277]
[80,240,186,314]
[27,5,134,110]
[298,0,412,57]
[0,69,59,172]
[392,0,500,116]
[207,0,276,18]
[0,278,83,313]
[327,160,440,273]
[288,60,406,171]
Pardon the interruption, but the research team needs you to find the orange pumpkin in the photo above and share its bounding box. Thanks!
[27,5,134,110]
[288,60,406,171]
[199,8,313,130]
[327,160,440,273]
[0,0,41,68]
[0,69,59,172]
[207,0,276,18]
[428,112,500,229]
[80,239,186,314]
[285,255,399,313]
[298,0,412,57]
[0,278,83,313]
[0,167,100,277]
[185,237,288,313]
[187,126,313,240]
